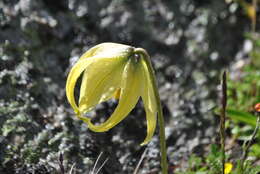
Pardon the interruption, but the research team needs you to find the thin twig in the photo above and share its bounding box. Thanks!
[240,113,260,173]
[220,71,227,174]
[133,148,148,174]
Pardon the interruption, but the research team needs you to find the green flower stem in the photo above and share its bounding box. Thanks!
[135,48,168,174]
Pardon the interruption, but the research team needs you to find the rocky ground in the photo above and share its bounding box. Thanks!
[0,0,253,173]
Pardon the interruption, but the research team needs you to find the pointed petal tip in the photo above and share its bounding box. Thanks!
[77,114,113,132]
[140,136,153,146]
[74,109,80,115]
[140,142,148,146]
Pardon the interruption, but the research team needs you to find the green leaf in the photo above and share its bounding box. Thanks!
[250,144,260,157]
[226,109,257,126]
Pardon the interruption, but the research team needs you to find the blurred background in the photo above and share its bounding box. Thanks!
[0,0,259,173]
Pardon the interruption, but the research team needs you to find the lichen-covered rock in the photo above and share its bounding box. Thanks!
[0,0,251,173]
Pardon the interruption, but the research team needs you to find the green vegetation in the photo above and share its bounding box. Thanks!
[227,33,260,158]
[175,144,260,174]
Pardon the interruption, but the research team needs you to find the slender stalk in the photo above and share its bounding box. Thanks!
[135,48,168,174]
[240,113,260,173]
[220,71,227,174]
[252,0,257,32]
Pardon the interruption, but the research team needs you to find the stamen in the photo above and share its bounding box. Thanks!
[133,53,140,63]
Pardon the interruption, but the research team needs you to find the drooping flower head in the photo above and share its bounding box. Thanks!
[66,43,158,145]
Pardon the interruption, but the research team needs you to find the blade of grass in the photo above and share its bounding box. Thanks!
[240,112,260,173]
[69,163,76,174]
[95,158,109,174]
[91,152,104,174]
[133,148,148,174]
[227,109,257,126]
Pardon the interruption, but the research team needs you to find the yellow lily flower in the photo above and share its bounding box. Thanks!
[66,43,157,145]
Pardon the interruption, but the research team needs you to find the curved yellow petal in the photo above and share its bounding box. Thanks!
[66,57,96,114]
[78,43,133,113]
[140,59,157,145]
[79,43,133,61]
[79,56,127,113]
[66,56,124,114]
[81,58,143,132]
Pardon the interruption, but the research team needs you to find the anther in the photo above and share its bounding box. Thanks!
[133,53,140,63]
